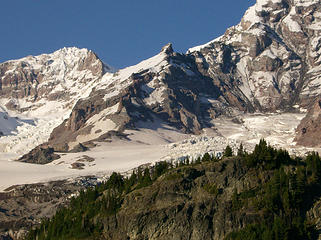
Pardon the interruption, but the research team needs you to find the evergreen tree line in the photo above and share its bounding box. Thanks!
[227,141,321,240]
[25,139,321,240]
[235,139,292,170]
[25,161,171,240]
[25,148,233,240]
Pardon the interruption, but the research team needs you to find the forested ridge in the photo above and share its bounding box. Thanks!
[26,140,321,240]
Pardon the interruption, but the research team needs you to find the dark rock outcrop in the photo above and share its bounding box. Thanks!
[295,98,321,147]
[18,145,60,164]
[69,143,89,153]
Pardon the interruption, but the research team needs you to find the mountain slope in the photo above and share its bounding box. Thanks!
[47,43,248,152]
[25,144,321,240]
[187,0,321,111]
[0,47,113,158]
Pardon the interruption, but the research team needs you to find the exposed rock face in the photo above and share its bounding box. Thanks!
[0,177,98,239]
[90,158,269,240]
[187,0,321,111]
[295,98,321,147]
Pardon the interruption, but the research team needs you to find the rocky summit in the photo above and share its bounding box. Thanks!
[0,47,113,158]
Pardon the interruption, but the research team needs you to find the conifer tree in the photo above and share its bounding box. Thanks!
[237,143,244,157]
[224,145,233,157]
[203,152,211,162]
[141,168,152,187]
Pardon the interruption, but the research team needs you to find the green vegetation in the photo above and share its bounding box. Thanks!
[226,140,321,240]
[25,139,321,240]
[26,162,172,240]
[224,145,233,157]
[243,139,291,170]
[237,143,245,157]
[164,172,183,181]
[25,151,221,240]
[203,183,219,196]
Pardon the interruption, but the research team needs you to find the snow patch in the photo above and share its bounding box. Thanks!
[282,8,302,33]
[69,103,120,149]
[186,36,222,54]
[141,81,167,106]
[100,52,169,101]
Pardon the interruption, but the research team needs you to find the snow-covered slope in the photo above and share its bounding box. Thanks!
[0,47,114,159]
[2,112,319,192]
[45,44,204,152]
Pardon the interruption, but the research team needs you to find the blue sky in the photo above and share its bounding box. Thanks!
[0,1,255,68]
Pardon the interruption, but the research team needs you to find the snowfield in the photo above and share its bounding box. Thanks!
[0,101,71,160]
[0,113,320,191]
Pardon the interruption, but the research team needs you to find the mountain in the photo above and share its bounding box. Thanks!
[46,43,221,152]
[1,0,321,238]
[0,47,113,158]
[0,47,111,102]
[1,0,321,161]
[46,0,321,152]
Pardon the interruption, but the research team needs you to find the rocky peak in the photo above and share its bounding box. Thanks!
[0,47,110,109]
[241,0,288,30]
[0,48,115,158]
[161,43,174,55]
[50,47,114,74]
[242,0,320,36]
